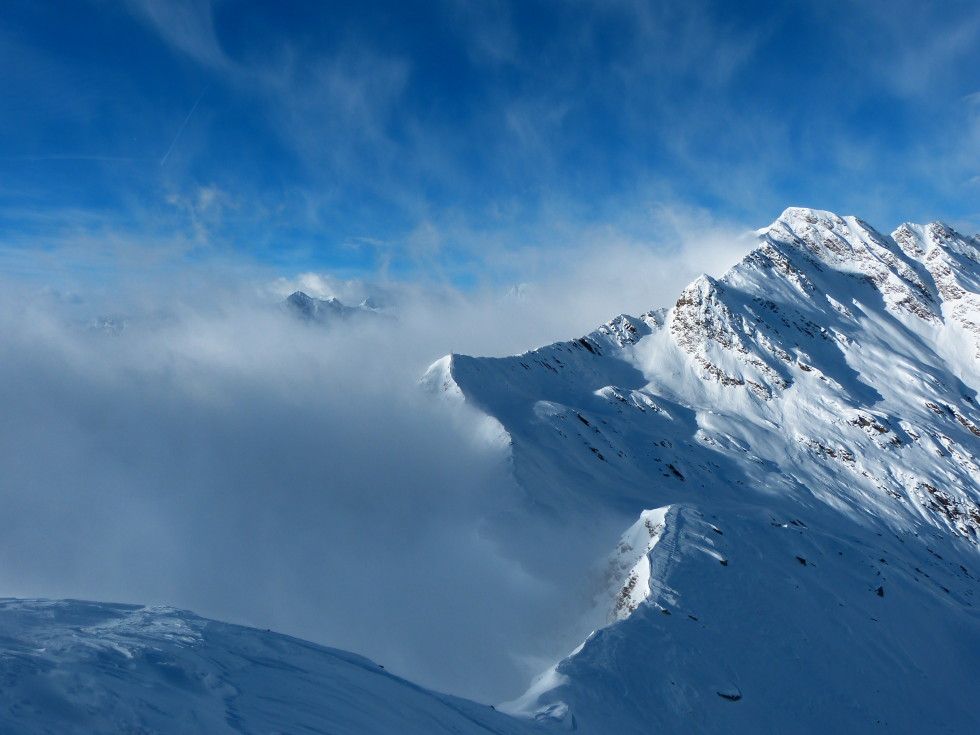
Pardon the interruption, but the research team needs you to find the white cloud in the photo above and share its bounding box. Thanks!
[123,0,228,72]
[0,279,570,703]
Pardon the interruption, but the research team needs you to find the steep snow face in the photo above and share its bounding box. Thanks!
[0,599,543,735]
[521,506,980,734]
[430,207,980,733]
[602,506,672,622]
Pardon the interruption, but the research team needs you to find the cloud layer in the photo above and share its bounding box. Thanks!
[0,283,538,702]
[0,214,751,703]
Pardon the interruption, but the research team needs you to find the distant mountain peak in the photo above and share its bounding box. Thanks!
[281,290,384,323]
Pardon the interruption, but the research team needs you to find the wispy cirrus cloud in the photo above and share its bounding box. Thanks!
[6,0,980,283]
[812,0,980,100]
[121,0,229,71]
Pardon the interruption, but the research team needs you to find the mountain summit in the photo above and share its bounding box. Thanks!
[281,291,385,322]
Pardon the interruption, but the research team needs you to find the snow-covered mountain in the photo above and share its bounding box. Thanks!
[281,290,385,322]
[4,207,980,733]
[424,207,980,733]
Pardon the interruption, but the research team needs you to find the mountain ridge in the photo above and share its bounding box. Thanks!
[425,206,980,733]
[426,207,980,531]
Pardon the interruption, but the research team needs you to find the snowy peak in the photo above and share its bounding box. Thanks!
[764,206,905,271]
[425,208,980,535]
[281,291,383,322]
[756,207,980,327]
[755,207,939,322]
[662,208,980,398]
[893,221,980,355]
[419,354,465,401]
[893,220,980,266]
[601,506,672,622]
[765,207,891,265]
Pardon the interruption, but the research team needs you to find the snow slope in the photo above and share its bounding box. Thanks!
[426,208,980,733]
[0,598,543,735]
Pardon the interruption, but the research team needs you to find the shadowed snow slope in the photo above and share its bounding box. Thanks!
[0,599,543,735]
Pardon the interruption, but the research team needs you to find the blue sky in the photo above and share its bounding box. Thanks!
[2,0,980,287]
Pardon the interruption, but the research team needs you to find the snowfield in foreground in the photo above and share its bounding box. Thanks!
[0,598,541,735]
